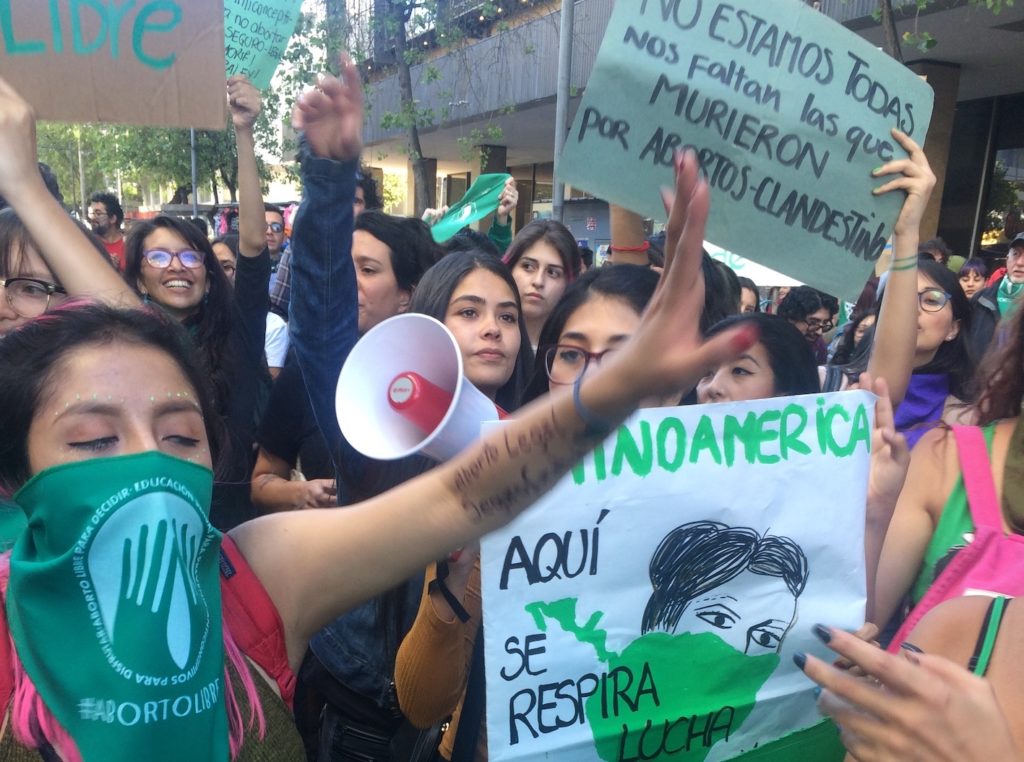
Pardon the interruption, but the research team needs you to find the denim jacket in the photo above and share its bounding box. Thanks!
[287,144,424,708]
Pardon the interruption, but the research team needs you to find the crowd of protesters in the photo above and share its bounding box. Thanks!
[2,51,1024,762]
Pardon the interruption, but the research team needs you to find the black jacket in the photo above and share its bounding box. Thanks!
[969,283,1001,362]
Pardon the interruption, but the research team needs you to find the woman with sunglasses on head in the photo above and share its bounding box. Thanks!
[123,76,272,531]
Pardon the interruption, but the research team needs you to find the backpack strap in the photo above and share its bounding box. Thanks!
[952,426,1003,531]
[219,536,296,709]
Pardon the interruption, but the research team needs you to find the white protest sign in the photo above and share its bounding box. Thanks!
[559,0,935,302]
[481,392,873,761]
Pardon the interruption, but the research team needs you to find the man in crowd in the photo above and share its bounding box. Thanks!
[88,191,126,270]
[971,231,1024,357]
[268,173,381,319]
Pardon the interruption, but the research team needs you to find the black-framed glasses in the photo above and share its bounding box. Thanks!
[87,209,109,220]
[266,222,283,233]
[545,344,619,385]
[800,317,834,333]
[1,277,68,318]
[919,288,952,313]
[143,249,205,269]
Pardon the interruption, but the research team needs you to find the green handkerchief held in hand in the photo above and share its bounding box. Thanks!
[430,173,512,243]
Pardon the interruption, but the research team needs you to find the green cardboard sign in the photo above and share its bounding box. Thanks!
[560,0,935,301]
[430,173,512,243]
[224,0,302,90]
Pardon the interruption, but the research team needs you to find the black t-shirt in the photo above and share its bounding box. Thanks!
[257,359,335,483]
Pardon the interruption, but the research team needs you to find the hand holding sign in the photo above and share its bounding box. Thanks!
[292,55,364,163]
[227,75,262,133]
[872,128,937,239]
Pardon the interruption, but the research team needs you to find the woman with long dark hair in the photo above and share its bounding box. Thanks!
[502,219,582,349]
[123,77,272,530]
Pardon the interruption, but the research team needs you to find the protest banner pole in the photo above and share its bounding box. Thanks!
[550,0,575,223]
[76,129,87,220]
[190,128,199,220]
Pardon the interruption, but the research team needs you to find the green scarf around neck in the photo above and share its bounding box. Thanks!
[997,275,1024,320]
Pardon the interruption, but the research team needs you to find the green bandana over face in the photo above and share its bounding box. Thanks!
[8,452,227,762]
[997,275,1024,320]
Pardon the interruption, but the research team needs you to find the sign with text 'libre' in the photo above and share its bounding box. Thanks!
[481,392,873,761]
[560,0,934,302]
[223,0,302,90]
[0,1,226,128]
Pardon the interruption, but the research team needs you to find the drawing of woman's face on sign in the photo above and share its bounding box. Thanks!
[642,521,809,655]
[671,570,798,655]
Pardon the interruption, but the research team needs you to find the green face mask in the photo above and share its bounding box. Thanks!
[7,451,227,762]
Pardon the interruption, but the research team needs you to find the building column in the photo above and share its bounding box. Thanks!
[909,61,961,242]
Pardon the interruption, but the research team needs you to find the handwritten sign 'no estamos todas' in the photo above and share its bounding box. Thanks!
[560,0,935,302]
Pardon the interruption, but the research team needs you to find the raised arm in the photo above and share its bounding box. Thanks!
[231,127,759,669]
[487,178,517,253]
[284,60,363,468]
[862,374,910,611]
[0,76,137,306]
[866,129,936,406]
[868,426,956,626]
[228,76,267,259]
[608,204,650,266]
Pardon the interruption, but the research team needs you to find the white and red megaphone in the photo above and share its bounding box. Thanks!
[335,313,506,462]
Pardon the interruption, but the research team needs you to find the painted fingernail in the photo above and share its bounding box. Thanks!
[813,686,822,699]
[793,652,807,671]
[900,642,924,654]
[872,165,884,174]
[812,624,832,643]
[729,324,759,352]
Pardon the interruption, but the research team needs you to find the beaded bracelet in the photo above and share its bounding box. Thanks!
[573,374,616,438]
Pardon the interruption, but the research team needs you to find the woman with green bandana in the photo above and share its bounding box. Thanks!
[0,59,758,761]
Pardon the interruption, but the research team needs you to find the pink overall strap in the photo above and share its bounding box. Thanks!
[952,425,1002,530]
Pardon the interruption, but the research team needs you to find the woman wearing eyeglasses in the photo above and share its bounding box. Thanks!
[0,86,136,339]
[889,259,976,448]
[0,210,69,334]
[775,285,840,364]
[123,76,272,531]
